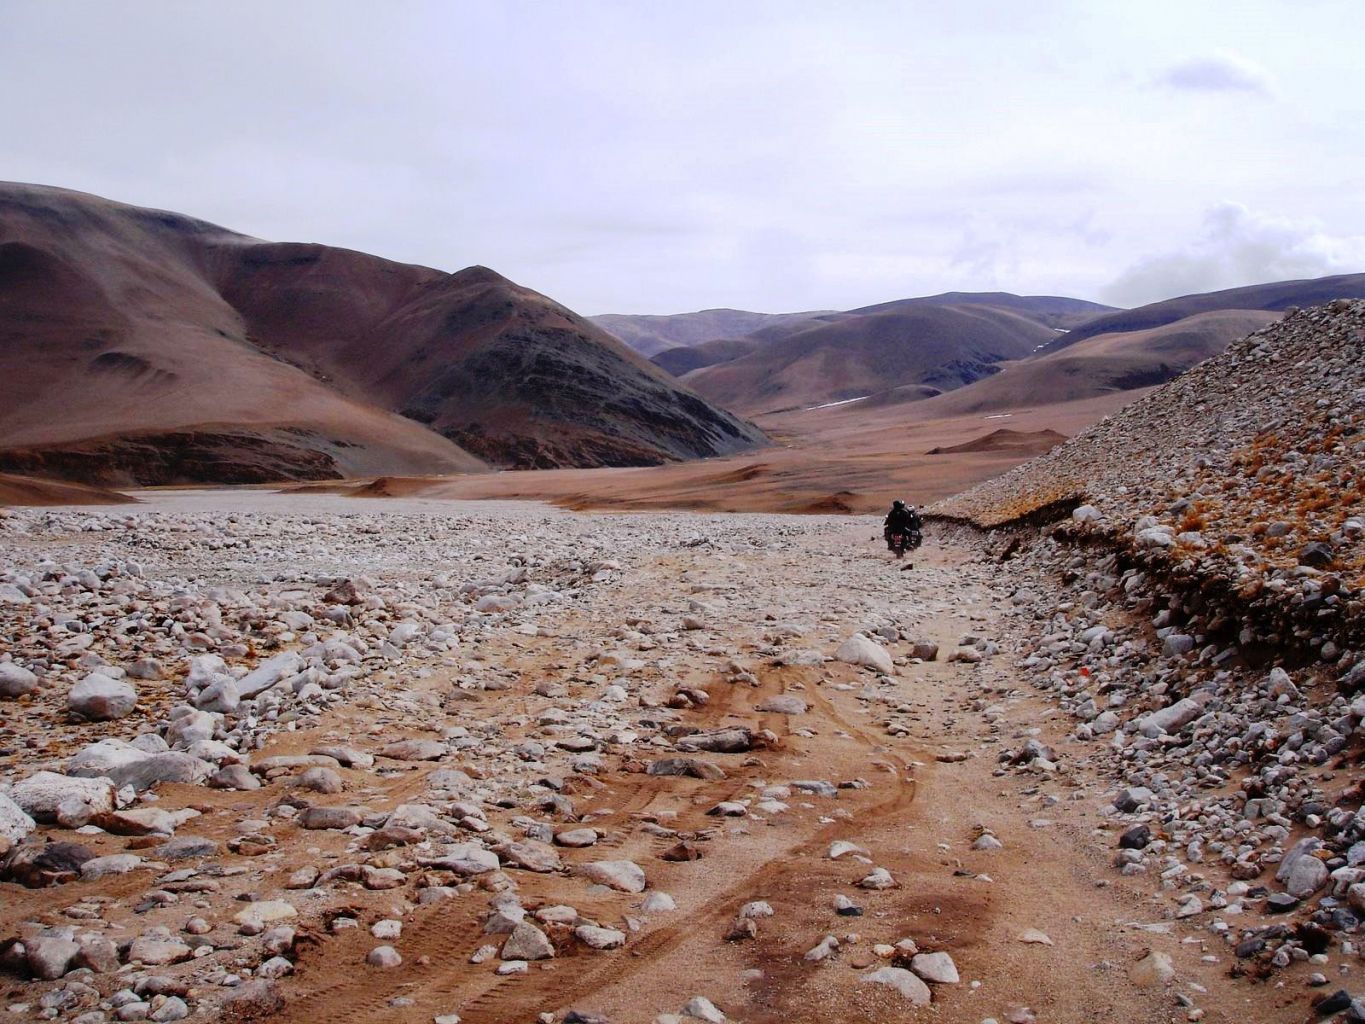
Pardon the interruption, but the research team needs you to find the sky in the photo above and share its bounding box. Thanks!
[2,0,1363,314]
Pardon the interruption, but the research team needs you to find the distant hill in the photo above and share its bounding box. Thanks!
[644,292,1114,380]
[683,304,1056,416]
[848,291,1115,329]
[591,308,834,357]
[1043,273,1365,351]
[0,183,765,485]
[652,337,764,377]
[926,427,1067,455]
[603,293,1113,365]
[918,309,1280,416]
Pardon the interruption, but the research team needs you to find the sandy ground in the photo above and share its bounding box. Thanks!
[0,491,1317,1023]
[0,473,134,506]
[283,391,1143,516]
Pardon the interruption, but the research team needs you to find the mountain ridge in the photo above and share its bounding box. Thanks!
[0,182,766,484]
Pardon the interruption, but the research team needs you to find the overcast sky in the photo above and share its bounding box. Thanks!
[3,1,1363,314]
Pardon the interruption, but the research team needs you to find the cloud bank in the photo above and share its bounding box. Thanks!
[1155,51,1274,95]
[1103,203,1365,307]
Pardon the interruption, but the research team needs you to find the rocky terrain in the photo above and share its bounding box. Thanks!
[0,479,1361,1024]
[3,301,1365,1024]
[934,299,1365,650]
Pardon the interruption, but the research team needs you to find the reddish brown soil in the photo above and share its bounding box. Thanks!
[286,392,1140,516]
[926,428,1067,456]
[0,472,133,505]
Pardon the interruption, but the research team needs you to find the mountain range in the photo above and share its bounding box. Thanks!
[4,181,1365,491]
[0,183,763,485]
[594,277,1365,418]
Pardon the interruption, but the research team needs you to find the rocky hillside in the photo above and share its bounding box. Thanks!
[922,301,1365,1007]
[935,299,1364,643]
[0,183,764,483]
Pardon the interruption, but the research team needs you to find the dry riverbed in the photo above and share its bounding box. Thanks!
[0,491,1342,1023]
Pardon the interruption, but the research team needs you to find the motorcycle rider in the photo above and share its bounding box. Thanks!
[883,499,922,550]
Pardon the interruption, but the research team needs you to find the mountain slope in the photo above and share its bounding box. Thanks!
[933,300,1365,572]
[591,308,833,356]
[848,291,1115,329]
[1043,273,1365,351]
[651,337,765,376]
[0,183,765,482]
[683,304,1056,416]
[915,309,1279,416]
[645,293,1115,381]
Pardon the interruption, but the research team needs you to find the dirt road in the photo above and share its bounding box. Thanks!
[0,494,1311,1023]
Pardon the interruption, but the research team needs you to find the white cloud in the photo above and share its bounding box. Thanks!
[1155,51,1274,95]
[1102,203,1365,307]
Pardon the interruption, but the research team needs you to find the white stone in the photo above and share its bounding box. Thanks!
[861,966,932,1006]
[0,793,36,843]
[910,951,959,984]
[0,663,39,699]
[68,673,137,720]
[578,859,647,893]
[835,634,894,675]
[12,771,115,824]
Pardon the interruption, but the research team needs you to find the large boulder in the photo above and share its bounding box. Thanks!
[418,842,500,875]
[1277,837,1330,898]
[195,677,240,714]
[835,634,894,675]
[755,695,807,715]
[501,921,555,961]
[0,663,39,699]
[910,951,959,984]
[91,807,200,836]
[25,936,81,979]
[674,727,754,754]
[576,860,647,893]
[104,753,213,792]
[1137,698,1202,738]
[66,739,152,778]
[1,841,96,886]
[0,792,36,844]
[184,654,230,689]
[501,841,562,873]
[379,739,447,761]
[12,772,116,824]
[861,966,931,1006]
[68,673,137,720]
[166,708,219,748]
[237,652,303,699]
[647,758,726,780]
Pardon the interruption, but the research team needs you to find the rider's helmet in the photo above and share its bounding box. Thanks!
[892,499,906,510]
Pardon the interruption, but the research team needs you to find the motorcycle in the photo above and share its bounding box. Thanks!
[887,528,922,559]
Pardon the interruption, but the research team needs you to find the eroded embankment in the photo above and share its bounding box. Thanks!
[926,512,1365,1001]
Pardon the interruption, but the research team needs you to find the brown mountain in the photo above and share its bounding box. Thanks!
[0,183,764,484]
[647,292,1114,379]
[1043,273,1365,351]
[651,337,765,376]
[681,303,1057,416]
[591,308,834,357]
[916,309,1280,416]
[847,291,1114,328]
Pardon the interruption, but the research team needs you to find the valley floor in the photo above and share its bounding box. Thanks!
[0,493,1330,1023]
